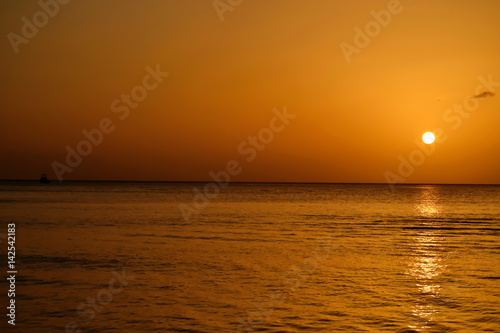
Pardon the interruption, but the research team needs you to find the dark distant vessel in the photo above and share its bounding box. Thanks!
[40,173,50,184]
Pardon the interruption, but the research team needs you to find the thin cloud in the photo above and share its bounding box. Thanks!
[473,91,495,99]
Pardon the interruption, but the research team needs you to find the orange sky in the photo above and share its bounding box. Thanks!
[1,0,499,184]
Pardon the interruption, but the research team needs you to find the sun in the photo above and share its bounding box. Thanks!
[422,132,435,144]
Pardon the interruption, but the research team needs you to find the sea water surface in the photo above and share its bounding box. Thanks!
[0,182,499,332]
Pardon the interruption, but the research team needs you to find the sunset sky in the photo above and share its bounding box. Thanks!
[1,0,499,184]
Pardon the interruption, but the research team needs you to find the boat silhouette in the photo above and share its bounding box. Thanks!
[40,173,50,184]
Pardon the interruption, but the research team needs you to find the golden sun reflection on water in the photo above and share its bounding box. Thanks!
[406,186,448,331]
[415,186,442,217]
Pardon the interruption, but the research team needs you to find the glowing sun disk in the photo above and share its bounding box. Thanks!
[422,132,435,144]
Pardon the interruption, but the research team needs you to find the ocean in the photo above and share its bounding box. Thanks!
[0,181,499,332]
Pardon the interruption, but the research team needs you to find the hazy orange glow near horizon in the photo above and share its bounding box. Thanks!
[1,0,499,184]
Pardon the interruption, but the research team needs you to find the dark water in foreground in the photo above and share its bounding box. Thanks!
[0,182,499,332]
